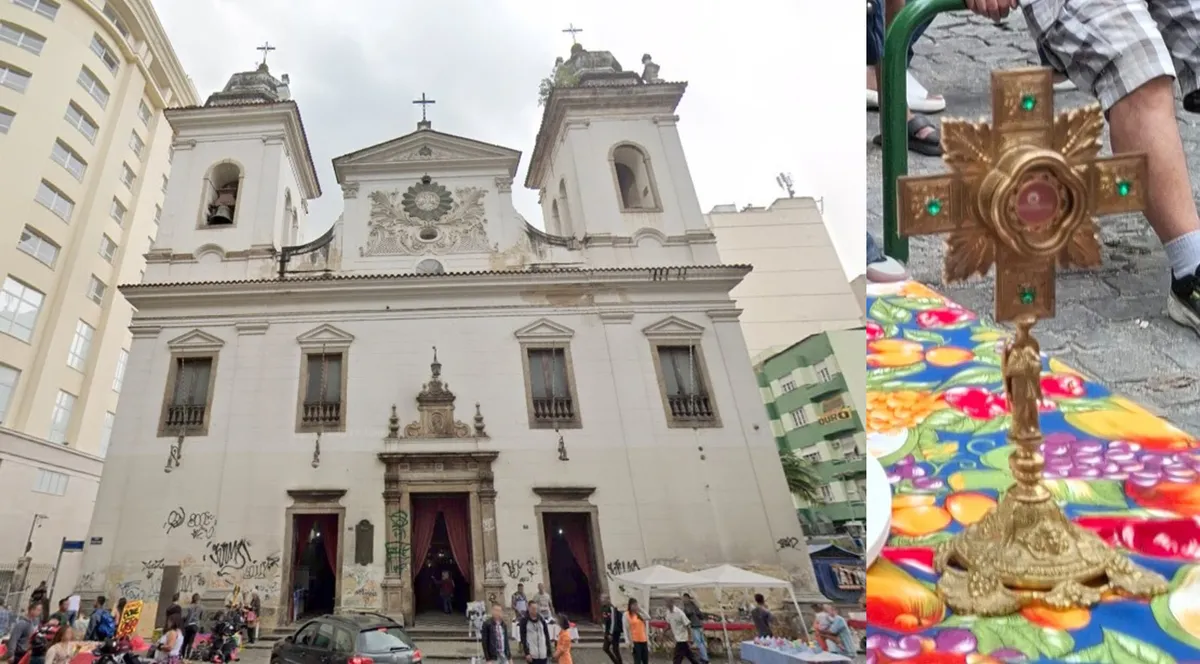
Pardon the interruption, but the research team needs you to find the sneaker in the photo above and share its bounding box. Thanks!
[867,256,910,283]
[1168,267,1200,334]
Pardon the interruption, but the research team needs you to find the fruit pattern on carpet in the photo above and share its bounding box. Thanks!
[864,281,1200,664]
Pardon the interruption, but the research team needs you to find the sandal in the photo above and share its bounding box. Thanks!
[871,115,942,157]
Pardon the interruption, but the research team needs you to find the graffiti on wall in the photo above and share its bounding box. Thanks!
[163,507,218,541]
[203,539,280,580]
[384,543,411,575]
[606,559,640,576]
[776,537,800,551]
[501,558,539,584]
[342,565,381,608]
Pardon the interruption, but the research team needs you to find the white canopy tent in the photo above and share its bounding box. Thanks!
[615,564,816,663]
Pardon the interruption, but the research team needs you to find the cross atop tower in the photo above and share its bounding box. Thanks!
[562,23,583,45]
[413,92,436,129]
[256,41,276,66]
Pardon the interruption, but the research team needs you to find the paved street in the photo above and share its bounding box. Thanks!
[867,12,1200,435]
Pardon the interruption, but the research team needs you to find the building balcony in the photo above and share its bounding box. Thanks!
[301,401,342,428]
[163,403,205,430]
[667,393,716,422]
[799,500,866,527]
[531,396,575,423]
[783,406,862,449]
[815,457,867,482]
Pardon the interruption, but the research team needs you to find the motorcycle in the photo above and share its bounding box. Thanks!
[93,638,147,664]
[195,617,240,663]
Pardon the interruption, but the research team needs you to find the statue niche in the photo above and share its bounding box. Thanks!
[205,162,242,226]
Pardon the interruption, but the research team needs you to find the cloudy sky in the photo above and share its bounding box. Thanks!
[154,1,863,277]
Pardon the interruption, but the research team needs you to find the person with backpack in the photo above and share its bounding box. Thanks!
[85,596,115,641]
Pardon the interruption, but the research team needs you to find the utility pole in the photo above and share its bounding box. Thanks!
[17,514,47,602]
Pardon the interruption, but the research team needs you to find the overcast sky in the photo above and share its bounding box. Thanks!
[153,1,863,277]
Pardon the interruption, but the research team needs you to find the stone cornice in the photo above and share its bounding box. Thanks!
[120,265,751,311]
[525,82,687,189]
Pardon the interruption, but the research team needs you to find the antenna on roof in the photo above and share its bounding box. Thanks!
[775,172,795,198]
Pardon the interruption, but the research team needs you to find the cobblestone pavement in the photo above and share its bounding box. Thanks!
[867,12,1200,435]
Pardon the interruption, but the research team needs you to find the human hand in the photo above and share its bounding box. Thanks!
[525,656,532,662]
[964,0,1018,20]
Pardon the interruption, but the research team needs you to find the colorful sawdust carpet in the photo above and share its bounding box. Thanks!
[864,281,1200,664]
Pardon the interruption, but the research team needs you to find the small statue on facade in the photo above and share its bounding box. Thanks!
[641,54,660,83]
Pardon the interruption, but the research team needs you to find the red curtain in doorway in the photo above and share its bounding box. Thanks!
[294,515,317,568]
[441,498,472,583]
[411,502,438,573]
[561,516,593,583]
[320,517,338,575]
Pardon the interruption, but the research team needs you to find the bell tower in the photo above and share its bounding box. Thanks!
[524,44,715,261]
[147,56,321,282]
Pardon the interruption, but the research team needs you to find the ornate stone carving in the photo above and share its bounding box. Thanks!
[494,176,513,194]
[361,179,491,256]
[401,348,488,439]
[395,145,451,161]
[342,182,360,199]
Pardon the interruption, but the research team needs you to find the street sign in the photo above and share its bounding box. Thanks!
[89,537,103,546]
[61,540,85,551]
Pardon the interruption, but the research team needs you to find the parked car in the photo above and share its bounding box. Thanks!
[271,613,422,664]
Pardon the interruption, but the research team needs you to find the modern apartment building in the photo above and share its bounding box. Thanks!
[758,330,867,535]
[707,197,863,364]
[0,0,195,589]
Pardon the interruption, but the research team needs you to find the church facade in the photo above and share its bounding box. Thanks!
[76,45,818,628]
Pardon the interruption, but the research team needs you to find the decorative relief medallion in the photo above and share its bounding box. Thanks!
[403,178,453,222]
[361,178,491,257]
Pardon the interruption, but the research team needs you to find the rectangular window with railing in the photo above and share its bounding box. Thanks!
[64,102,98,143]
[524,346,580,428]
[110,197,126,225]
[0,21,46,54]
[17,225,58,267]
[48,389,74,443]
[67,319,93,370]
[76,66,108,108]
[0,62,32,93]
[89,33,118,73]
[13,0,59,20]
[86,274,106,304]
[654,344,719,427]
[50,139,87,181]
[35,180,74,221]
[160,355,215,436]
[298,352,344,431]
[129,130,144,157]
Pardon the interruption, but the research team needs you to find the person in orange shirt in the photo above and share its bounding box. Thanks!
[622,599,650,664]
[553,614,573,664]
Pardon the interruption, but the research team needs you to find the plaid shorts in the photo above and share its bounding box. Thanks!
[1023,0,1200,110]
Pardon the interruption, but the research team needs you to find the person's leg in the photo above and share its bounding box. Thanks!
[691,627,708,663]
[634,643,649,664]
[1029,0,1200,330]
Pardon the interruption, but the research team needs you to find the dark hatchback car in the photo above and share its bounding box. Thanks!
[271,613,422,664]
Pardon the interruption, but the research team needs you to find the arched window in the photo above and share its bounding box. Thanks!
[611,144,659,210]
[557,178,575,236]
[550,200,562,234]
[284,190,298,244]
[203,162,242,227]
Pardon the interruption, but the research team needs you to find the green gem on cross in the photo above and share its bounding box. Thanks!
[1019,287,1036,305]
[1116,180,1131,197]
[926,198,943,216]
[1020,94,1037,111]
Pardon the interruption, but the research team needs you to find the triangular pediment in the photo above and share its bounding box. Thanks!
[641,316,705,340]
[333,129,521,170]
[166,329,226,352]
[513,318,575,342]
[296,323,355,350]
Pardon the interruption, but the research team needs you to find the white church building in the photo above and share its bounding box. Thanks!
[76,44,818,628]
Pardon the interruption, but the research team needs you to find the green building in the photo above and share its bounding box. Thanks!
[757,329,866,535]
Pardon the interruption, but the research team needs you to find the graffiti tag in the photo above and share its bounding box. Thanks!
[606,559,640,576]
[164,507,218,540]
[384,542,411,575]
[205,539,253,577]
[501,559,539,583]
[776,537,800,551]
[389,510,409,541]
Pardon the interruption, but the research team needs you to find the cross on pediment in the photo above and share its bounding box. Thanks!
[413,93,436,123]
[896,68,1147,321]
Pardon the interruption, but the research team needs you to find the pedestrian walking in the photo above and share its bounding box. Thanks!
[599,593,623,664]
[622,600,650,664]
[681,594,709,664]
[552,615,573,664]
[8,602,43,664]
[750,594,773,638]
[517,602,551,664]
[182,594,203,659]
[480,603,510,664]
[666,598,700,664]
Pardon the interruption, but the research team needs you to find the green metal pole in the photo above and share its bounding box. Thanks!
[881,0,965,262]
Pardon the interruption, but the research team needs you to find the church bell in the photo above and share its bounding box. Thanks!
[207,189,237,225]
